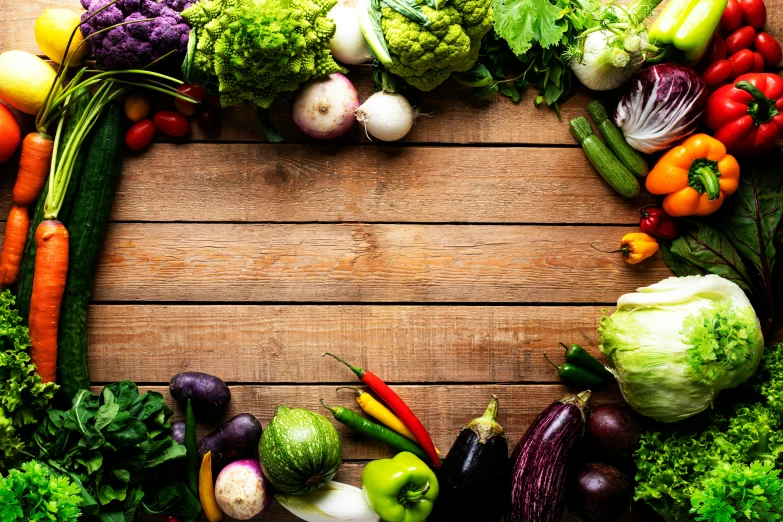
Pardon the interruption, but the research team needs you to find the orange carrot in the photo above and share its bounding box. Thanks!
[29,220,69,383]
[0,205,31,287]
[13,132,54,207]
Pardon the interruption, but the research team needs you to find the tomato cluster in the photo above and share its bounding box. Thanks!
[124,84,222,152]
[702,0,782,87]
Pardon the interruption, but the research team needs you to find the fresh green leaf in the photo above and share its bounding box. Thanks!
[95,403,120,431]
[141,483,202,518]
[493,0,566,56]
[0,461,82,521]
[381,0,430,26]
[691,461,783,522]
[453,64,495,88]
[500,84,521,102]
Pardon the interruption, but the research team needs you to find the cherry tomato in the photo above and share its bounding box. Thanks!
[751,51,766,71]
[726,26,757,55]
[721,0,743,32]
[702,60,733,86]
[164,517,181,522]
[196,106,221,131]
[124,93,151,122]
[207,95,221,108]
[153,111,189,138]
[705,35,727,64]
[0,103,21,165]
[754,32,782,66]
[125,120,156,151]
[737,0,766,29]
[178,83,207,102]
[174,98,197,117]
[729,49,755,77]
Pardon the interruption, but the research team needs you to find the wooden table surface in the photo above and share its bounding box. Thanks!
[2,1,783,520]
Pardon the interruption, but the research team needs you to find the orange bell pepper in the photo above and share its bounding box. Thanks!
[645,134,740,217]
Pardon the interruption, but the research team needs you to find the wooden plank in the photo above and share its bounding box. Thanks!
[118,384,622,460]
[112,144,653,223]
[90,223,671,302]
[88,304,609,383]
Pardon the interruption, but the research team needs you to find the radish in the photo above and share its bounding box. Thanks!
[292,73,359,140]
[214,459,272,520]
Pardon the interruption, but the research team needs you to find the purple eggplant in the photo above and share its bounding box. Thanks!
[507,391,591,522]
[429,396,509,522]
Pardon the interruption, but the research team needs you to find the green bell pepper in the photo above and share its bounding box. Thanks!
[648,0,727,63]
[361,452,439,522]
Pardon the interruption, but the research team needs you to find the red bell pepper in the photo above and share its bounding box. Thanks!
[705,73,783,156]
[639,206,680,240]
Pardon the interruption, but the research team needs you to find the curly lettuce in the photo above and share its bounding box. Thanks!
[0,290,55,468]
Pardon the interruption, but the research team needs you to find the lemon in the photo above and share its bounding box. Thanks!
[35,8,89,66]
[0,51,57,115]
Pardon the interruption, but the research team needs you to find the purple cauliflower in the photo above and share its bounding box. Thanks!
[80,0,194,70]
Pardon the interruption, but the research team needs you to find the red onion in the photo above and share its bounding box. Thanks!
[292,73,359,140]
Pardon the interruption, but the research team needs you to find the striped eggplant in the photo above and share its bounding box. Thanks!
[507,391,591,522]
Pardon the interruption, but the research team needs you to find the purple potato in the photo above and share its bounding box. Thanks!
[169,371,231,411]
[198,413,263,474]
[171,421,186,445]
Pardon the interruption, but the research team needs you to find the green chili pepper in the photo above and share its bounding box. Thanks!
[320,400,432,462]
[561,342,615,382]
[362,452,439,522]
[545,354,609,386]
[184,399,200,522]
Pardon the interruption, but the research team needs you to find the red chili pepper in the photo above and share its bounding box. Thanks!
[639,206,680,240]
[323,353,441,468]
[706,73,783,156]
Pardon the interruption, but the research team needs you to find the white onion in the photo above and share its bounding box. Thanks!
[355,91,419,141]
[292,73,360,140]
[329,5,373,65]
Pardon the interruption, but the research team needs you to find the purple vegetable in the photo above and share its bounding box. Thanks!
[80,0,194,70]
[198,413,263,474]
[215,459,272,520]
[614,63,708,154]
[507,391,591,522]
[292,73,359,140]
[586,404,641,464]
[171,421,186,445]
[169,371,231,410]
[569,462,631,522]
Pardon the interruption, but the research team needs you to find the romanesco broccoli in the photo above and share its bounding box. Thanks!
[182,0,343,109]
[381,0,493,91]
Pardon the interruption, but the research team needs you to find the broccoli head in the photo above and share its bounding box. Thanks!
[381,0,492,91]
[182,0,343,109]
[80,0,194,70]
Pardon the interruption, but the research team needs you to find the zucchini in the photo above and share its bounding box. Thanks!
[569,116,640,199]
[57,102,124,400]
[16,89,92,324]
[587,101,648,178]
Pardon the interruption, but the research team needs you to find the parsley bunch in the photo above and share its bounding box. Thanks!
[0,460,82,521]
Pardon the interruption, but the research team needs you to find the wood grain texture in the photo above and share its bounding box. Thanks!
[90,223,671,302]
[88,304,609,383]
[111,144,654,223]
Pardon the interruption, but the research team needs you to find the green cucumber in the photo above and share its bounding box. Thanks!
[587,101,649,178]
[569,116,640,199]
[57,102,124,400]
[16,89,92,324]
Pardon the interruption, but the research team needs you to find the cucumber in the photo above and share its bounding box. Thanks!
[57,102,124,400]
[587,101,649,178]
[569,116,640,199]
[16,89,92,324]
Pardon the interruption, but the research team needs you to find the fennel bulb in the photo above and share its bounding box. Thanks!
[276,481,380,522]
[570,29,644,91]
[599,275,764,423]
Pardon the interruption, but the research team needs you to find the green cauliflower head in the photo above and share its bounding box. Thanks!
[382,0,492,91]
[183,0,343,108]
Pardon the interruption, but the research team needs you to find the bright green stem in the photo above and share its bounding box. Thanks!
[401,483,430,504]
[688,160,721,200]
[736,81,780,125]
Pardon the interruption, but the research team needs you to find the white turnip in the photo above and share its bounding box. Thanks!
[214,459,272,520]
[292,73,360,140]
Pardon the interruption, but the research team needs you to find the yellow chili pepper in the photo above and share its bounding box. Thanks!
[338,387,418,442]
[199,451,224,522]
[646,134,740,217]
[618,232,659,264]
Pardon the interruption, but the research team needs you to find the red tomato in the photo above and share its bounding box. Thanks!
[125,120,156,151]
[196,106,221,131]
[737,0,767,29]
[729,49,755,77]
[153,111,189,138]
[726,26,757,55]
[174,98,197,117]
[177,83,207,102]
[751,51,766,71]
[705,35,728,64]
[702,60,733,86]
[721,0,743,31]
[164,517,181,522]
[754,32,782,66]
[0,103,21,165]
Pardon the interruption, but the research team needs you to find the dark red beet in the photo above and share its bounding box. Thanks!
[569,462,631,522]
[587,404,641,463]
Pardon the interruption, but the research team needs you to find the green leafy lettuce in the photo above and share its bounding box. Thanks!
[635,343,783,522]
[0,290,55,469]
[32,381,199,521]
[0,460,82,521]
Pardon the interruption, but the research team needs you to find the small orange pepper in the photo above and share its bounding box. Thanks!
[618,232,659,264]
[645,134,740,217]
